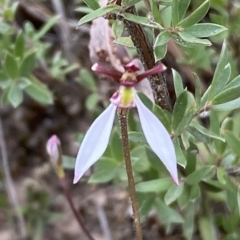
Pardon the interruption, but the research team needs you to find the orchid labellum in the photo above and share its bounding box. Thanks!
[74,60,179,185]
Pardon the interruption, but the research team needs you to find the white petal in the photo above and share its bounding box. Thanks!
[135,95,179,184]
[73,103,117,183]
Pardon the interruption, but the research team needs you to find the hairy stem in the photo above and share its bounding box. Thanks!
[59,177,95,240]
[123,6,172,111]
[118,108,142,240]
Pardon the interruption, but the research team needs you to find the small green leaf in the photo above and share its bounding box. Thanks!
[183,23,227,37]
[4,53,19,79]
[212,98,240,111]
[78,5,121,26]
[171,0,179,27]
[172,90,188,131]
[223,130,240,157]
[112,19,124,39]
[189,184,200,202]
[186,166,215,185]
[19,50,36,76]
[25,76,53,104]
[164,182,184,205]
[78,68,96,91]
[178,0,210,28]
[124,0,142,7]
[14,31,25,59]
[34,15,60,40]
[199,217,218,240]
[8,83,23,107]
[128,131,147,144]
[154,43,167,61]
[152,104,171,133]
[135,178,173,193]
[113,37,135,48]
[178,32,212,46]
[88,170,116,183]
[149,0,162,25]
[86,93,99,111]
[155,198,184,223]
[193,73,201,108]
[172,69,184,97]
[190,124,225,142]
[187,126,210,143]
[173,138,187,168]
[178,0,191,20]
[154,31,172,46]
[83,0,100,10]
[121,13,158,28]
[0,71,11,88]
[207,41,228,101]
[140,197,155,218]
[223,75,240,90]
[18,77,31,89]
[212,85,240,105]
[110,128,123,162]
[95,157,119,171]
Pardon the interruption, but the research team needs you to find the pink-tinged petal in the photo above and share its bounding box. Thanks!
[135,95,179,184]
[137,63,167,82]
[74,103,117,184]
[91,63,122,81]
[46,135,61,164]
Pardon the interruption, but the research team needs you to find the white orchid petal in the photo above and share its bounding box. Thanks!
[135,95,179,184]
[74,103,117,183]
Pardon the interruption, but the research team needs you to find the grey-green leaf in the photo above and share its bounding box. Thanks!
[207,41,228,101]
[178,32,212,46]
[78,5,121,26]
[186,166,215,185]
[8,83,23,107]
[184,23,227,37]
[14,31,25,59]
[19,50,36,76]
[154,31,172,46]
[212,85,240,105]
[164,182,184,205]
[83,0,100,10]
[172,69,184,97]
[136,178,173,193]
[178,0,210,28]
[4,53,19,79]
[154,43,167,61]
[178,0,191,20]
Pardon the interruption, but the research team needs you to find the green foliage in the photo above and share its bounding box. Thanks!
[72,0,240,238]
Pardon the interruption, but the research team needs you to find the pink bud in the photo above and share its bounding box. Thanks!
[46,135,61,164]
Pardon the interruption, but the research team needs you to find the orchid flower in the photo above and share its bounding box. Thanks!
[74,60,179,185]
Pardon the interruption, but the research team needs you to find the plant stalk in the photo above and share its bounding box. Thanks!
[118,108,142,240]
[59,177,95,240]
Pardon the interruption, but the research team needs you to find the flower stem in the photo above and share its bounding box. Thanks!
[118,108,143,240]
[59,177,95,240]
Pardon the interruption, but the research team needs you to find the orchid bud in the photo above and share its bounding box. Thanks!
[46,135,65,178]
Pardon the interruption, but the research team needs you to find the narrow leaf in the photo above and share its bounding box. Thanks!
[178,0,191,20]
[184,23,227,37]
[4,53,18,79]
[14,31,25,59]
[83,0,100,10]
[178,32,212,46]
[207,41,228,101]
[19,50,36,76]
[154,43,167,61]
[178,0,210,28]
[164,182,184,205]
[78,5,121,26]
[212,85,240,105]
[172,69,184,97]
[154,31,172,46]
[8,83,23,107]
[136,178,173,193]
[224,130,240,157]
